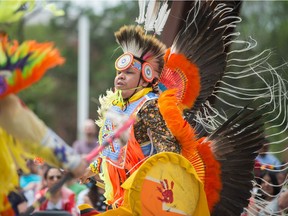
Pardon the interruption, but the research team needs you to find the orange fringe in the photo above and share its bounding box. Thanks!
[158,89,222,211]
[0,39,65,99]
[197,138,222,211]
[187,151,206,183]
[164,48,201,109]
[158,89,198,155]
[106,127,145,206]
[0,195,14,216]
[158,89,206,180]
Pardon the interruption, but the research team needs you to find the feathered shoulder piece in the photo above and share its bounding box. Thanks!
[0,34,65,98]
[159,0,232,110]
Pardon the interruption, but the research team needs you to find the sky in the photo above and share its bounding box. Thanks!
[26,0,120,25]
[71,0,120,13]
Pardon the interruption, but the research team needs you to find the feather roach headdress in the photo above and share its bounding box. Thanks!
[114,1,170,82]
[115,25,166,76]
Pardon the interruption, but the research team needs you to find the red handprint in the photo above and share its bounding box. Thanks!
[157,179,174,204]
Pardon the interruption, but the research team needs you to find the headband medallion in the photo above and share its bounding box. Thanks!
[115,53,155,83]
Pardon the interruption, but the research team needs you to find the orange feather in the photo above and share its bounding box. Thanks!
[197,138,222,211]
[106,127,145,206]
[158,89,222,211]
[161,48,201,109]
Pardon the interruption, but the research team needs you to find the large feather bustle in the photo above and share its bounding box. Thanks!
[115,25,166,74]
[196,139,222,211]
[158,89,198,153]
[154,1,171,35]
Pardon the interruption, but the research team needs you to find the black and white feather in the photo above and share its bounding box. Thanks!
[207,107,265,216]
[136,0,171,35]
[169,1,238,121]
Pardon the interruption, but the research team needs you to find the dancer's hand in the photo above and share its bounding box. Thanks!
[79,166,96,184]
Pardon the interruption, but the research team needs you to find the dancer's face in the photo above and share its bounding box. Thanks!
[114,65,148,99]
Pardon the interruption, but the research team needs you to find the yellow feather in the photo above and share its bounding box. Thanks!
[0,129,19,211]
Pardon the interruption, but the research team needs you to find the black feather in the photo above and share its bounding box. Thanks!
[207,106,265,216]
[171,0,233,120]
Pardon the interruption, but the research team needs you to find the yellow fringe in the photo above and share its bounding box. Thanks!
[99,157,114,204]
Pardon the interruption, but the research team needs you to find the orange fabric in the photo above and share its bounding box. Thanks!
[0,195,14,216]
[106,127,145,206]
[197,138,222,211]
[164,49,201,109]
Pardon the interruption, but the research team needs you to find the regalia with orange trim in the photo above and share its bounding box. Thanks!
[82,1,288,216]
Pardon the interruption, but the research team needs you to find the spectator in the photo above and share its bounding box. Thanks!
[34,167,77,216]
[73,119,98,156]
[78,176,106,212]
[20,160,42,189]
[278,189,288,214]
[257,189,288,216]
[246,170,281,215]
[256,139,281,169]
[277,164,287,187]
[20,160,45,206]
[257,170,281,201]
